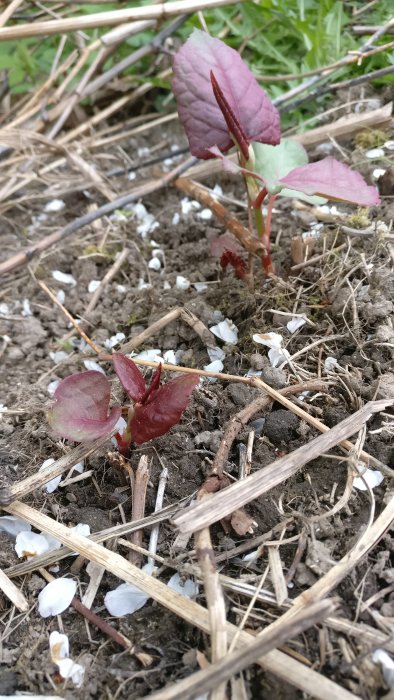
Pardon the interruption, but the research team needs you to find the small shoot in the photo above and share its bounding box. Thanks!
[47,355,199,455]
[172,30,380,275]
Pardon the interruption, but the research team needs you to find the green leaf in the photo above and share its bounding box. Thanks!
[252,139,326,204]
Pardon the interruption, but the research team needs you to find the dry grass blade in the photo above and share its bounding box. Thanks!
[0,0,240,40]
[172,399,393,534]
[195,497,228,699]
[0,434,116,506]
[0,568,28,612]
[148,599,336,700]
[3,501,358,700]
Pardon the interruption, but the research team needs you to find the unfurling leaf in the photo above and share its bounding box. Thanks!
[112,353,146,402]
[172,29,280,159]
[47,371,121,442]
[131,374,199,444]
[253,139,326,204]
[279,157,380,207]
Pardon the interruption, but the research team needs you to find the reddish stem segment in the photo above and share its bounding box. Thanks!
[210,70,249,160]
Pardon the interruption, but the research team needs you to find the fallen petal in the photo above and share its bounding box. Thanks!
[38,578,77,617]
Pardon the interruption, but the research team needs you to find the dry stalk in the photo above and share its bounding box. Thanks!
[148,466,168,568]
[3,500,357,700]
[31,273,102,355]
[209,379,328,478]
[0,567,28,612]
[118,306,217,355]
[196,494,228,700]
[0,0,241,40]
[129,456,150,566]
[172,399,393,534]
[175,177,266,258]
[147,599,336,700]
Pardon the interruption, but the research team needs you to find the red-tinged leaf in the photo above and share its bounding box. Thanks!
[140,363,162,405]
[279,157,380,207]
[172,30,280,160]
[210,233,243,258]
[130,374,199,444]
[220,250,247,279]
[210,70,249,160]
[47,371,121,442]
[113,353,146,402]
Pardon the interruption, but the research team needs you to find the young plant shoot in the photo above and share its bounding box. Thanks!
[47,354,199,454]
[172,30,380,274]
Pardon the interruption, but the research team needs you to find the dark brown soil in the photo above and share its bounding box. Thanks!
[0,119,393,699]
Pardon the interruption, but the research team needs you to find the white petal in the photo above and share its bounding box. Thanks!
[181,197,200,214]
[204,360,224,373]
[72,461,84,474]
[49,350,69,364]
[39,459,61,493]
[83,360,105,374]
[52,271,76,286]
[138,277,149,289]
[212,184,223,197]
[373,168,386,180]
[22,298,32,316]
[56,289,66,304]
[104,332,126,349]
[70,523,90,538]
[172,212,180,225]
[207,346,226,362]
[384,141,394,151]
[197,208,212,220]
[114,416,127,436]
[324,356,338,372]
[49,631,69,662]
[210,319,238,344]
[193,282,208,292]
[15,531,51,558]
[47,379,60,396]
[353,467,384,491]
[372,649,394,686]
[45,199,65,213]
[287,318,306,333]
[133,348,162,362]
[0,303,10,315]
[57,658,85,688]
[176,275,190,290]
[253,332,283,350]
[268,348,289,368]
[38,578,77,617]
[88,280,100,293]
[167,573,199,598]
[105,583,150,617]
[148,257,161,271]
[365,148,385,159]
[0,515,31,538]
[163,350,178,365]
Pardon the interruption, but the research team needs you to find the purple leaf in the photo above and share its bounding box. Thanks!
[130,374,199,444]
[173,30,280,159]
[113,353,146,402]
[279,157,380,207]
[47,371,121,442]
